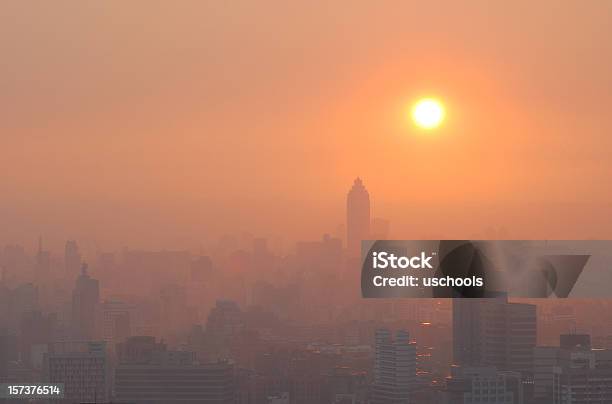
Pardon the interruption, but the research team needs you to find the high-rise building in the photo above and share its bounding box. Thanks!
[533,346,562,401]
[442,366,524,404]
[114,336,235,403]
[101,299,132,349]
[46,341,108,403]
[0,331,18,379]
[327,366,368,404]
[19,310,56,369]
[453,297,536,375]
[557,365,612,404]
[371,329,416,404]
[346,178,370,257]
[71,263,99,339]
[64,240,82,279]
[6,283,39,332]
[533,334,612,403]
[506,302,537,374]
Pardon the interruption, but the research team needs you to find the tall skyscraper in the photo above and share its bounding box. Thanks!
[346,178,370,257]
[65,240,82,279]
[453,297,536,375]
[72,263,99,339]
[371,329,416,404]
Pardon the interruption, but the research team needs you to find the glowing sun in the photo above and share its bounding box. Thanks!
[411,98,445,129]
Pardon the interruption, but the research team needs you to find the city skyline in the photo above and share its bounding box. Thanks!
[2,1,612,402]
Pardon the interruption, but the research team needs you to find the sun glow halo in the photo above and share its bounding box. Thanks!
[411,98,445,129]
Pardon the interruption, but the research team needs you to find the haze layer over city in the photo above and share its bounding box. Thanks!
[3,1,612,250]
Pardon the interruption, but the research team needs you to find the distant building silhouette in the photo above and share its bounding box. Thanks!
[296,234,342,270]
[206,300,244,338]
[116,336,194,365]
[116,336,166,364]
[101,299,132,351]
[64,240,81,279]
[2,244,28,285]
[0,331,18,379]
[6,283,38,332]
[71,263,99,339]
[19,310,56,369]
[36,236,51,278]
[346,178,370,257]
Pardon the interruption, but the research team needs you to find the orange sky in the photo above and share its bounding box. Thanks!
[2,1,612,252]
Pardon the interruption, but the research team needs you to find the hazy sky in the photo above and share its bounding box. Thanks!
[2,1,612,252]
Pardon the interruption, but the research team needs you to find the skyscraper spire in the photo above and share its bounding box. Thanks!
[347,177,371,257]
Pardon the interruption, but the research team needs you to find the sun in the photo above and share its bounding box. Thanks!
[411,98,445,129]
